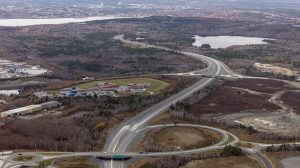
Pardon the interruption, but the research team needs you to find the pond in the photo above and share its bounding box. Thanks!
[192,36,274,49]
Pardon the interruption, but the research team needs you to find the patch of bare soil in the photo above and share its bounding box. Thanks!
[280,91,300,114]
[180,155,262,168]
[264,151,300,168]
[254,62,298,76]
[187,86,280,115]
[224,78,298,94]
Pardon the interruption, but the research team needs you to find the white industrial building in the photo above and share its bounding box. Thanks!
[0,105,42,118]
[0,101,62,118]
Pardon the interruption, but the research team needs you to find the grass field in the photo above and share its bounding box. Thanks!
[12,155,36,162]
[219,134,235,146]
[20,77,46,82]
[38,158,55,166]
[73,78,169,94]
[153,127,206,151]
[37,153,73,156]
[234,142,256,148]
[54,156,98,168]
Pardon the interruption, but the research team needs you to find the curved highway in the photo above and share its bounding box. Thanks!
[102,35,273,168]
[106,35,223,153]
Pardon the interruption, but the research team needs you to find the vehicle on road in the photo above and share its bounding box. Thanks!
[103,152,107,154]
[139,152,143,154]
[18,154,22,155]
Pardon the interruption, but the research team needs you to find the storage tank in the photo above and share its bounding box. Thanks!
[81,92,87,96]
[72,87,76,90]
[71,90,78,93]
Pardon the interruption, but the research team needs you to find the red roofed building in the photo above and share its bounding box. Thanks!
[98,82,119,90]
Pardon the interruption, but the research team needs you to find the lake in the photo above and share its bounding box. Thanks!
[0,16,125,27]
[192,36,273,49]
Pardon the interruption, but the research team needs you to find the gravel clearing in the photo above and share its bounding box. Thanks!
[280,156,300,168]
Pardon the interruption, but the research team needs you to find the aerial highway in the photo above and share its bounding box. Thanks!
[105,35,223,155]
[101,35,273,168]
[0,35,275,168]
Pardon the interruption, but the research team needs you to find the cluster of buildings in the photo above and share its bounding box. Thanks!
[60,87,89,97]
[0,101,62,118]
[0,59,48,78]
[55,81,150,98]
[0,6,110,19]
[98,82,148,94]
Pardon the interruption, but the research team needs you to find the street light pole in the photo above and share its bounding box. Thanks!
[296,130,298,143]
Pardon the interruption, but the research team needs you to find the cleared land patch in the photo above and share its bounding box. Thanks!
[187,86,280,115]
[181,155,262,168]
[280,91,300,114]
[223,78,297,94]
[263,151,300,168]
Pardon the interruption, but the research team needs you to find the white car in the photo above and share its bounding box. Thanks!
[103,152,107,154]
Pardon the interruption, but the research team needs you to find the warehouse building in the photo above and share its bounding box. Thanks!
[39,101,62,108]
[0,101,62,118]
[0,105,42,118]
